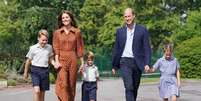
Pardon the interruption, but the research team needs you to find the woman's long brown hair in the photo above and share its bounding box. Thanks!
[58,10,77,28]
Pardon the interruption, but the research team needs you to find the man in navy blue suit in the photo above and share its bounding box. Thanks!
[112,8,151,101]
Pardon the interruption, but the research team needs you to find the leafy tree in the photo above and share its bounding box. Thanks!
[20,6,57,45]
[97,1,127,49]
[175,37,201,78]
[0,0,24,59]
[79,0,109,50]
[170,10,201,44]
[0,0,26,72]
[17,0,85,45]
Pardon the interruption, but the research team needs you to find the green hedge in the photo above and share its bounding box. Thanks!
[175,37,201,78]
[7,79,16,86]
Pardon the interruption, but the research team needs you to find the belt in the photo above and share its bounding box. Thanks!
[121,57,134,59]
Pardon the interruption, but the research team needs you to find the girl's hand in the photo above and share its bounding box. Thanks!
[177,81,181,88]
[147,68,155,73]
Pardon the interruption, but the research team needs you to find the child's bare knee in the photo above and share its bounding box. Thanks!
[171,95,177,101]
[33,86,40,93]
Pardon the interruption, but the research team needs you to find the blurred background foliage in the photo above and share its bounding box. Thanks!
[0,0,201,80]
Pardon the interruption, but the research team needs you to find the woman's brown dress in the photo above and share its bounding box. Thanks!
[53,27,84,101]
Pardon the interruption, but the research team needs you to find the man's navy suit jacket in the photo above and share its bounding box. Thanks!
[112,24,151,71]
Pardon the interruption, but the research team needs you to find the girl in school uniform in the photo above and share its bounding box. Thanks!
[149,43,181,101]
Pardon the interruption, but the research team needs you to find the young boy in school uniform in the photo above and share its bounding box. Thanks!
[80,51,99,101]
[23,29,56,101]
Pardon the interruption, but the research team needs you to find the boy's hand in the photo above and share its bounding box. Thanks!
[78,67,83,73]
[23,72,28,80]
[78,63,84,73]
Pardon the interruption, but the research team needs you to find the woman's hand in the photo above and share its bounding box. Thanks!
[79,57,84,73]
[54,61,61,69]
[54,55,61,69]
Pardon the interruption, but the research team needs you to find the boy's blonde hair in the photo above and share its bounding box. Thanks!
[85,51,94,61]
[38,29,49,38]
[163,43,173,52]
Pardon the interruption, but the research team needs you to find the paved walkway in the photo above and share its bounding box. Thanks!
[0,78,201,101]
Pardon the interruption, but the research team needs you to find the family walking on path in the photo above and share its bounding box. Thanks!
[112,8,181,101]
[23,7,181,101]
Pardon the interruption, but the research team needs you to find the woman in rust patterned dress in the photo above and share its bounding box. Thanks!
[53,10,84,101]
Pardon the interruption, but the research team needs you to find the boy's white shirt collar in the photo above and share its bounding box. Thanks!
[162,55,174,61]
[85,64,95,68]
[36,43,47,48]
